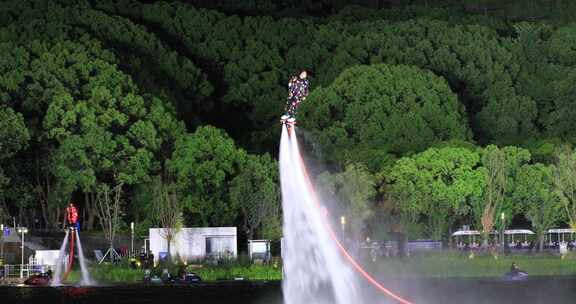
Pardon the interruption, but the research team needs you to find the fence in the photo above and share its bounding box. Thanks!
[1,264,54,279]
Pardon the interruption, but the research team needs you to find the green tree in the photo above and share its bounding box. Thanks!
[0,107,29,187]
[543,70,576,143]
[95,182,124,263]
[387,147,484,240]
[300,64,470,170]
[151,175,182,259]
[317,163,376,237]
[33,40,185,229]
[474,145,531,246]
[554,147,576,230]
[230,154,279,240]
[169,126,247,226]
[549,24,576,66]
[0,107,31,225]
[515,163,562,252]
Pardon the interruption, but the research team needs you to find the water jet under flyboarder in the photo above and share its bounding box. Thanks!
[51,202,91,286]
[279,74,413,303]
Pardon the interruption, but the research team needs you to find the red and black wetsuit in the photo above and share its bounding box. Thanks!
[66,205,78,227]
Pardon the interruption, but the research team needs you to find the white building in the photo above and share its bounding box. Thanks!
[149,227,237,262]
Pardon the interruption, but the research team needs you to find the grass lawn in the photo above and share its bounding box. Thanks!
[64,252,576,284]
[372,252,576,278]
[66,263,282,284]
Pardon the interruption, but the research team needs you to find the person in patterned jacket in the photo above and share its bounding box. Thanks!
[281,70,310,124]
[66,202,79,229]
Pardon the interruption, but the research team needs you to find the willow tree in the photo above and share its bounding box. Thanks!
[95,182,123,263]
[515,163,562,252]
[478,146,507,247]
[475,145,530,247]
[152,176,182,260]
[554,148,576,229]
[230,154,279,241]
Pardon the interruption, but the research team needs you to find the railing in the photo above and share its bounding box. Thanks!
[1,264,54,279]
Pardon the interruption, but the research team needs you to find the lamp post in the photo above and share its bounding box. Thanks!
[340,216,346,241]
[500,212,505,253]
[130,222,135,257]
[17,227,28,278]
[1,224,4,263]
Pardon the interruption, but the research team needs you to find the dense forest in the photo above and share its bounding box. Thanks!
[2,0,576,249]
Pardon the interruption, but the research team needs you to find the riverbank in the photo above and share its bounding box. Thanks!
[373,252,576,278]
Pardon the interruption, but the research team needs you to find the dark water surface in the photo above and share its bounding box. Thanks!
[1,277,576,304]
[0,281,283,304]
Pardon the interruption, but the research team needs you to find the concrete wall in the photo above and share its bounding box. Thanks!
[149,227,237,262]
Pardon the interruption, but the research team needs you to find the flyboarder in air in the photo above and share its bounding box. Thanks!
[281,70,310,131]
[66,202,79,230]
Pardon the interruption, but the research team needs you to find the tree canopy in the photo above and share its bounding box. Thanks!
[301,64,471,170]
[2,0,576,244]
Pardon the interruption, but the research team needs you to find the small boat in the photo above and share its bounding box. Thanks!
[24,273,52,286]
[503,271,528,281]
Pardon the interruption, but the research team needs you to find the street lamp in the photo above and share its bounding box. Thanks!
[340,216,346,237]
[500,212,505,252]
[130,222,135,257]
[17,227,28,278]
[1,224,4,264]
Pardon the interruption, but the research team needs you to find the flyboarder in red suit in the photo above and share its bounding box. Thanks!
[66,202,79,229]
[281,70,310,128]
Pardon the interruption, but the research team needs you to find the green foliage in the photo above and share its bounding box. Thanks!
[194,264,282,281]
[81,264,144,283]
[388,147,484,240]
[549,24,576,66]
[473,145,531,241]
[554,148,576,229]
[3,0,576,241]
[543,70,576,142]
[301,64,470,170]
[0,107,29,189]
[0,107,29,160]
[230,154,280,240]
[514,163,562,251]
[169,126,247,226]
[317,163,376,235]
[69,262,282,283]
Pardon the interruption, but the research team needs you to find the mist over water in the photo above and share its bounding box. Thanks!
[280,125,361,304]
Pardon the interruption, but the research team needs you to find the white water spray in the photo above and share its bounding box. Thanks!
[51,230,69,286]
[75,231,92,285]
[280,125,361,304]
[50,229,92,286]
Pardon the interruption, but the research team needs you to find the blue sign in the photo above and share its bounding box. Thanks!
[159,252,169,261]
[3,227,9,237]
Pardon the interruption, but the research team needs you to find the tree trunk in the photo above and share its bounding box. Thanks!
[397,232,408,257]
[110,239,115,264]
[85,192,96,231]
[40,200,50,230]
[448,226,453,249]
[247,229,254,243]
[167,235,172,260]
[61,211,67,230]
[539,232,544,252]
